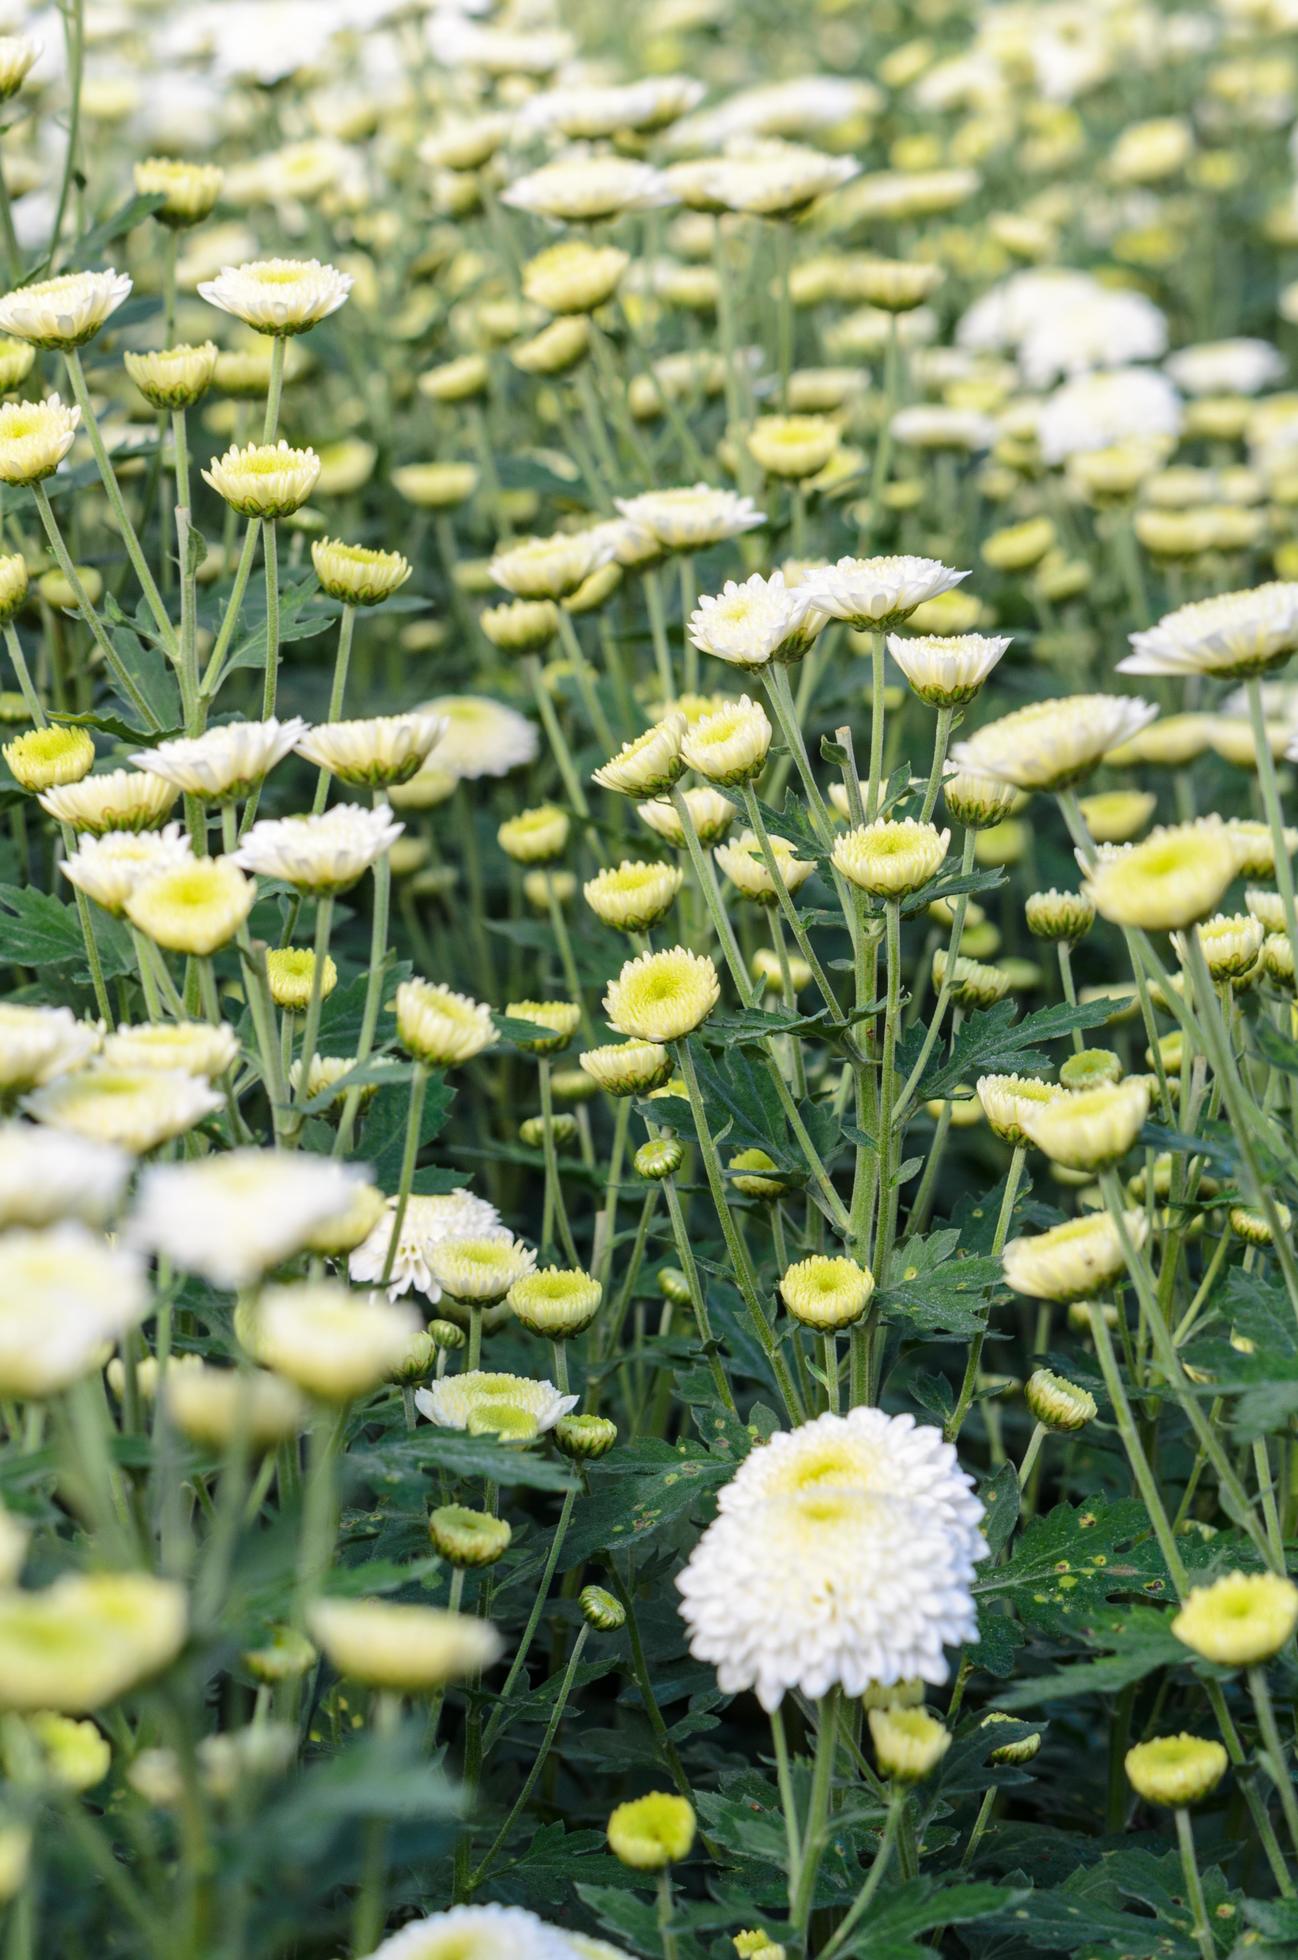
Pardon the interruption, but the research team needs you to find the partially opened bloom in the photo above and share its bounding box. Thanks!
[308,1598,501,1692]
[0,1573,186,1712]
[125,856,254,956]
[976,1073,1065,1146]
[0,270,131,349]
[133,157,224,226]
[1125,1736,1227,1808]
[780,1256,875,1330]
[254,1283,420,1401]
[422,697,538,779]
[25,1069,221,1154]
[578,1039,673,1097]
[198,257,352,334]
[490,531,613,601]
[503,1002,581,1054]
[1172,1572,1298,1667]
[1122,584,1298,680]
[681,697,772,784]
[131,720,305,801]
[38,768,178,835]
[0,1225,147,1396]
[688,572,826,671]
[523,240,628,314]
[615,485,763,552]
[584,860,683,932]
[0,1123,130,1229]
[349,1191,503,1301]
[429,1235,536,1306]
[103,1021,238,1080]
[295,711,445,789]
[416,1370,578,1441]
[0,396,79,485]
[1003,1211,1148,1302]
[202,441,320,518]
[952,696,1158,791]
[397,981,497,1067]
[608,1792,696,1868]
[592,716,686,798]
[0,1004,99,1092]
[1084,820,1242,931]
[1016,1080,1150,1171]
[508,1267,602,1338]
[165,1365,305,1453]
[804,555,967,631]
[312,538,411,607]
[129,1149,365,1289]
[834,818,949,899]
[604,947,720,1041]
[503,154,675,223]
[715,830,815,905]
[870,1706,951,1781]
[233,803,402,893]
[4,726,94,792]
[888,632,1011,707]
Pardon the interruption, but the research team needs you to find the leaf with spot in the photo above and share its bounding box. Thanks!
[876,1227,1004,1336]
[558,1438,731,1570]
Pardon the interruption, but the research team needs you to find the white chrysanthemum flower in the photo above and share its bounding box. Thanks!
[295,711,445,790]
[197,257,352,334]
[25,1068,222,1155]
[804,555,968,630]
[418,113,511,173]
[592,715,687,799]
[578,1040,673,1097]
[951,694,1157,791]
[131,719,306,800]
[129,1148,367,1291]
[681,697,773,785]
[1016,1079,1150,1171]
[678,1484,980,1709]
[615,485,765,552]
[38,768,178,836]
[362,1904,591,1960]
[349,1191,502,1301]
[415,1369,578,1442]
[124,856,255,956]
[0,1571,186,1714]
[1038,367,1182,465]
[0,394,81,484]
[125,340,218,411]
[429,1235,537,1306]
[311,537,411,607]
[253,1282,420,1401]
[489,531,614,602]
[887,632,1011,707]
[976,1073,1066,1147]
[202,440,320,519]
[1122,585,1298,681]
[0,1124,130,1229]
[421,697,538,780]
[715,830,815,905]
[396,980,497,1068]
[60,823,193,917]
[890,405,995,453]
[0,269,131,349]
[638,786,734,847]
[604,947,720,1042]
[678,143,858,217]
[833,818,949,899]
[0,1003,101,1092]
[584,860,683,932]
[1003,1210,1147,1302]
[501,153,676,223]
[1083,818,1243,931]
[232,803,402,893]
[688,571,827,670]
[306,1598,502,1693]
[133,156,224,226]
[716,1407,985,1560]
[0,1225,148,1397]
[101,1022,239,1080]
[1165,339,1284,398]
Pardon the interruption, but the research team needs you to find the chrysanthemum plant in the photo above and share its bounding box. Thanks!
[0,7,1295,1957]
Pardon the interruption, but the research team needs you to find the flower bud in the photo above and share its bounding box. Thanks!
[1229,1203,1291,1247]
[242,1626,318,1684]
[4,726,95,793]
[608,1791,696,1869]
[1059,1049,1122,1091]
[1171,1571,1298,1667]
[981,1711,1042,1765]
[636,1138,683,1181]
[520,1113,579,1148]
[943,769,1022,830]
[729,1147,788,1198]
[509,1267,602,1339]
[658,1267,692,1306]
[869,1706,951,1782]
[580,1035,672,1096]
[780,1255,875,1331]
[1025,1367,1096,1432]
[498,804,569,862]
[480,599,561,654]
[1025,889,1095,943]
[266,947,338,1013]
[580,1585,626,1631]
[1125,1734,1227,1807]
[429,1504,512,1568]
[0,552,28,624]
[554,1413,618,1460]
[505,1000,580,1055]
[428,1319,467,1351]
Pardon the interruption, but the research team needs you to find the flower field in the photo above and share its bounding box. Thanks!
[1,0,1298,1955]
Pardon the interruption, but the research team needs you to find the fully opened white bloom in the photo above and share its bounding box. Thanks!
[233,803,402,893]
[102,1022,239,1080]
[0,1225,148,1397]
[715,1408,986,1566]
[364,1903,585,1960]
[1038,368,1182,465]
[25,1068,221,1154]
[197,257,352,334]
[688,572,827,670]
[960,271,1168,386]
[0,269,131,349]
[415,1370,578,1439]
[888,632,1011,707]
[350,1191,503,1301]
[129,1149,368,1290]
[422,697,538,780]
[0,394,80,484]
[0,1124,130,1229]
[615,485,765,552]
[489,531,614,601]
[295,711,446,789]
[1165,339,1284,398]
[501,154,677,223]
[951,695,1157,791]
[678,1484,980,1709]
[0,1003,100,1092]
[60,824,193,917]
[1122,585,1298,681]
[804,555,968,629]
[131,719,307,800]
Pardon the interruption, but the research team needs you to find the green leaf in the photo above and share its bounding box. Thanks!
[992,1604,1186,1709]
[357,1070,454,1184]
[53,191,167,275]
[904,997,1118,1104]
[0,883,136,981]
[559,1438,731,1569]
[106,622,182,734]
[222,579,342,675]
[846,1879,1029,1958]
[350,1429,578,1493]
[875,1229,1003,1336]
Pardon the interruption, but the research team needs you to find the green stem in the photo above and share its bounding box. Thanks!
[1250,1666,1298,1861]
[31,484,160,730]
[64,348,175,651]
[467,1625,590,1891]
[946,1145,1025,1441]
[379,1064,428,1289]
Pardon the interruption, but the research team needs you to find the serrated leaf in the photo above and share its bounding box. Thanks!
[0,883,136,981]
[558,1438,730,1569]
[356,1070,454,1183]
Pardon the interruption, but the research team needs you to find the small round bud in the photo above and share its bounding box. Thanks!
[869,1706,951,1783]
[505,999,580,1055]
[243,1625,318,1684]
[498,804,570,863]
[1229,1203,1291,1246]
[520,1113,579,1148]
[428,1319,467,1351]
[1125,1734,1227,1807]
[388,1330,438,1385]
[1059,1048,1122,1091]
[508,1267,602,1339]
[267,947,338,1013]
[1025,888,1096,943]
[554,1413,618,1460]
[636,1138,683,1181]
[429,1504,512,1568]
[1025,1367,1097,1432]
[608,1791,696,1869]
[580,1585,626,1631]
[1172,1571,1298,1667]
[981,1711,1042,1765]
[729,1147,789,1199]
[780,1255,875,1332]
[480,600,561,654]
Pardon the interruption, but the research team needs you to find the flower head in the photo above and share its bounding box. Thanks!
[25,1068,220,1155]
[578,1039,673,1097]
[422,697,538,780]
[202,441,320,519]
[103,1021,238,1080]
[1172,1572,1298,1667]
[198,257,352,334]
[1015,1079,1150,1171]
[976,1073,1065,1146]
[888,632,1011,707]
[0,1123,129,1229]
[780,1256,875,1331]
[295,711,445,790]
[1003,1211,1148,1303]
[0,1224,147,1397]
[688,572,826,671]
[428,1235,537,1306]
[125,856,255,956]
[502,154,676,223]
[349,1191,502,1301]
[834,818,949,899]
[131,719,305,802]
[508,1267,602,1339]
[415,1370,578,1442]
[584,860,683,932]
[592,716,686,798]
[307,1598,500,1693]
[607,1793,696,1869]
[0,396,80,484]
[952,695,1157,791]
[1125,1735,1227,1808]
[0,270,131,350]
[1084,819,1243,931]
[311,537,411,607]
[490,531,614,602]
[869,1706,951,1782]
[39,767,177,836]
[804,555,967,631]
[682,696,773,785]
[0,1004,99,1092]
[124,342,219,410]
[359,1904,580,1960]
[129,1148,365,1289]
[134,157,224,226]
[715,831,815,905]
[397,980,496,1067]
[233,803,401,893]
[1122,584,1298,681]
[0,1573,185,1712]
[1025,1368,1097,1432]
[615,486,764,552]
[604,947,720,1042]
